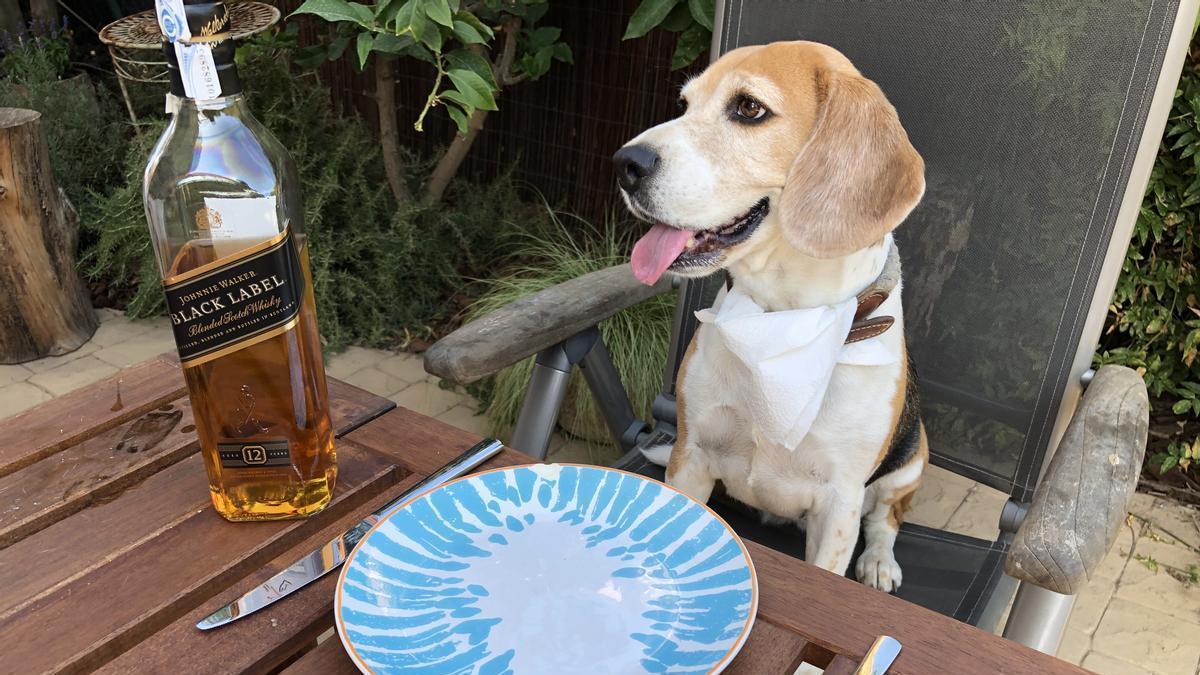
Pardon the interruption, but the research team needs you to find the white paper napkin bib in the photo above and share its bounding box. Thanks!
[695,285,900,450]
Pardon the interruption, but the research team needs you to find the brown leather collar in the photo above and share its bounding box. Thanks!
[845,244,901,345]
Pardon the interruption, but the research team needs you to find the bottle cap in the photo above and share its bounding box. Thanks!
[157,0,241,100]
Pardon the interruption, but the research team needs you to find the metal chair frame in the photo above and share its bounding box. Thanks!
[425,0,1199,655]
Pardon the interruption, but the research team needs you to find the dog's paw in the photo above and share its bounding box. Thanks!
[639,444,672,467]
[758,511,793,527]
[856,546,902,592]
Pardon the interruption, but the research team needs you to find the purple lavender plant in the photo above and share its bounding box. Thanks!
[0,17,71,83]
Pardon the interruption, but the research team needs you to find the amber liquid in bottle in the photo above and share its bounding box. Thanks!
[167,239,335,520]
[145,17,335,521]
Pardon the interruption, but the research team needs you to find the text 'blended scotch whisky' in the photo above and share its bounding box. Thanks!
[144,0,335,521]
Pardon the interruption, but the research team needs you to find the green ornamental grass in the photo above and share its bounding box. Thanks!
[469,209,674,461]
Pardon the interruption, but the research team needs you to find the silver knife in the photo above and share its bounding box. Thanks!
[853,636,902,675]
[196,438,505,630]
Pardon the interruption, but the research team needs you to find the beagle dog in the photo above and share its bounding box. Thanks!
[613,41,927,591]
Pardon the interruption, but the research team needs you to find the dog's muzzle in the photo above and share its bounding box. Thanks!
[613,144,660,194]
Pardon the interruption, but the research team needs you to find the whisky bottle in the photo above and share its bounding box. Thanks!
[144,0,336,521]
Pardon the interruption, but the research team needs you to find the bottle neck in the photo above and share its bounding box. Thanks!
[163,39,242,100]
[177,92,248,113]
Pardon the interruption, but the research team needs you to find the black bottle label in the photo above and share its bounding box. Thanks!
[163,228,304,368]
[217,440,293,468]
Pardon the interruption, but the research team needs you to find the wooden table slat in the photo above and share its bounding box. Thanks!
[326,379,398,438]
[725,619,812,674]
[749,541,1088,674]
[0,355,184,476]
[280,635,358,675]
[0,451,211,620]
[0,377,392,554]
[0,396,192,549]
[0,441,403,674]
[97,471,429,675]
[345,405,497,474]
[100,445,532,675]
[823,654,859,675]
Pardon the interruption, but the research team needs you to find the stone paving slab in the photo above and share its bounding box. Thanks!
[4,310,1200,675]
[0,381,53,418]
[27,355,119,396]
[0,364,32,388]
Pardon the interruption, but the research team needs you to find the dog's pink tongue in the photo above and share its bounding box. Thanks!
[631,224,691,285]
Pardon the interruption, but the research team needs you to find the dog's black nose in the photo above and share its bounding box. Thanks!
[613,144,659,193]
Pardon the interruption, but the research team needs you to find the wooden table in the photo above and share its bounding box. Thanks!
[0,355,1088,674]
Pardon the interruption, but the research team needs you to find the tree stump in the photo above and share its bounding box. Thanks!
[0,0,21,34]
[0,108,97,364]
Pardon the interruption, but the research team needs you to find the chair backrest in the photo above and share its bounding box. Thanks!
[664,0,1196,501]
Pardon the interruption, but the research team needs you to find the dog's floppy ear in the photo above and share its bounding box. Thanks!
[779,68,925,258]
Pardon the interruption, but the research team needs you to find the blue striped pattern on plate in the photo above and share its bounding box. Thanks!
[335,464,757,674]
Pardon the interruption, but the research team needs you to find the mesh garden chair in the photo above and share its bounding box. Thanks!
[424,0,1199,653]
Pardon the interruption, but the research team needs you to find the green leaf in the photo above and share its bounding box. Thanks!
[688,0,714,30]
[511,2,549,24]
[409,3,442,51]
[670,22,708,69]
[293,44,333,69]
[423,0,454,28]
[522,46,554,79]
[291,0,372,26]
[1174,399,1193,415]
[452,19,487,44]
[624,0,681,40]
[439,88,474,110]
[348,2,376,25]
[660,2,694,32]
[423,25,444,51]
[391,0,416,31]
[446,68,498,110]
[403,41,436,63]
[1162,453,1180,473]
[527,26,562,50]
[552,43,573,64]
[377,0,408,25]
[453,12,494,39]
[327,34,351,60]
[372,33,415,54]
[446,102,470,136]
[445,49,498,90]
[355,31,374,69]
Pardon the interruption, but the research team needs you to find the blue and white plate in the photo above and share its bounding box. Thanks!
[335,464,758,674]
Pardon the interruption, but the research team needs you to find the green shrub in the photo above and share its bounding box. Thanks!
[1097,46,1200,474]
[79,37,535,351]
[0,20,128,209]
[0,18,70,84]
[78,124,166,315]
[469,211,674,460]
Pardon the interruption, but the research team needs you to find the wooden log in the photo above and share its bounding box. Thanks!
[0,0,21,34]
[1005,365,1150,594]
[27,0,56,23]
[0,108,97,364]
[423,263,672,384]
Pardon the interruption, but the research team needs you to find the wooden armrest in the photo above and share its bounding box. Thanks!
[1004,365,1149,594]
[423,264,672,384]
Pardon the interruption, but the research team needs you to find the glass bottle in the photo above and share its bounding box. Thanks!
[143,0,335,520]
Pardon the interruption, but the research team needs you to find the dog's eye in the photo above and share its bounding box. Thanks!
[677,97,688,114]
[734,96,768,121]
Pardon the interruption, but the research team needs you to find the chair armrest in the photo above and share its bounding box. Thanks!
[424,263,672,384]
[1004,365,1149,594]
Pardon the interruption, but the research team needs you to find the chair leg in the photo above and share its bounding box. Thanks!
[510,344,573,460]
[579,338,649,452]
[1001,581,1074,654]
